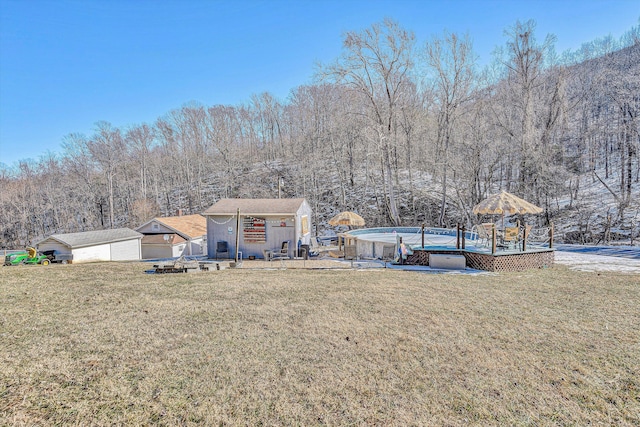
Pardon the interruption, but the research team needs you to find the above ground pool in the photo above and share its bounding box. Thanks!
[346,227,480,259]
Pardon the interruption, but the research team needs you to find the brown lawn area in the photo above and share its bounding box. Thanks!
[1,261,638,425]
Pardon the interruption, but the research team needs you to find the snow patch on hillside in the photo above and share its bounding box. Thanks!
[555,251,640,273]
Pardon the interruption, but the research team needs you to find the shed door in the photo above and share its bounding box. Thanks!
[110,239,141,261]
[141,245,172,260]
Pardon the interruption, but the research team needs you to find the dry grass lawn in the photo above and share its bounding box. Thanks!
[1,261,639,426]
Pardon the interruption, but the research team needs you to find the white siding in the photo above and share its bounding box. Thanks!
[295,201,313,246]
[174,244,185,257]
[72,244,111,263]
[110,239,141,261]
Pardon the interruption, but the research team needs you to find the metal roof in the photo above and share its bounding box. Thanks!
[203,198,307,216]
[37,228,143,249]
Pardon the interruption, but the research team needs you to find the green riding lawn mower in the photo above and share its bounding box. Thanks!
[3,247,73,266]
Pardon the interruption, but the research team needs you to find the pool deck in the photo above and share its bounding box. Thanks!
[407,247,554,272]
[346,227,555,272]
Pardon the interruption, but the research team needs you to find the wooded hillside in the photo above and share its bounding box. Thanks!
[1,19,638,248]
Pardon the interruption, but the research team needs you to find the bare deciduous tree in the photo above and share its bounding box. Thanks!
[319,18,415,225]
[422,31,477,226]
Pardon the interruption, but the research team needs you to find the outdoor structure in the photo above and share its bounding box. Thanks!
[328,211,365,227]
[203,198,313,260]
[136,214,207,259]
[36,228,142,263]
[472,190,544,254]
[346,226,555,272]
[406,247,555,272]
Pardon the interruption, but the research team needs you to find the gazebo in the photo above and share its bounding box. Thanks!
[473,191,544,253]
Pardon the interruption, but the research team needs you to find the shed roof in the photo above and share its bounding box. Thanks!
[203,198,307,216]
[37,228,143,249]
[138,214,206,239]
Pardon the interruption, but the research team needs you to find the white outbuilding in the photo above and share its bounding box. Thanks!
[36,228,143,263]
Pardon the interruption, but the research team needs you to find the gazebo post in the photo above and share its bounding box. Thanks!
[549,221,554,249]
[491,223,497,255]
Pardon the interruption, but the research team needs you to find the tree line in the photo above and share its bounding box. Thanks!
[1,19,639,248]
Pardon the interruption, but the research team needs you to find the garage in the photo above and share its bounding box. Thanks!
[36,228,142,263]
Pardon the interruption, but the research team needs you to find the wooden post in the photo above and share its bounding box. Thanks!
[421,223,425,248]
[549,221,554,249]
[456,223,460,249]
[461,225,466,249]
[522,222,527,252]
[491,223,497,255]
[235,208,241,262]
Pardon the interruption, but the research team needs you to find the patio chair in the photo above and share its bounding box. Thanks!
[271,241,291,261]
[344,244,357,268]
[501,227,519,250]
[477,223,495,247]
[269,240,291,268]
[307,238,321,257]
[381,245,396,268]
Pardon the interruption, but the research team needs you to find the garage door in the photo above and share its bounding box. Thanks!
[110,239,141,261]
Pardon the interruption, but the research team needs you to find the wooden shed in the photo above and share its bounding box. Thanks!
[203,198,313,260]
[136,214,207,259]
[36,228,142,263]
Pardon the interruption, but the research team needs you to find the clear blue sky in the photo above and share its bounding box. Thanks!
[1,0,638,167]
